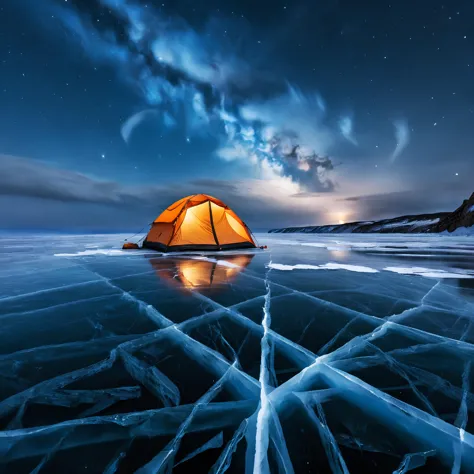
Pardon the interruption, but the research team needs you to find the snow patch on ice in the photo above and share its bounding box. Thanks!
[54,249,129,257]
[384,266,474,279]
[268,263,379,273]
[269,261,474,279]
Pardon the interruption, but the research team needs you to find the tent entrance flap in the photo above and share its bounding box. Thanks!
[143,194,256,252]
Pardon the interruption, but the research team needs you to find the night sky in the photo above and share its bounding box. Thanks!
[1,0,473,232]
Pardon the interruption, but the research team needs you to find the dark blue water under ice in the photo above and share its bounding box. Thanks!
[1,233,474,473]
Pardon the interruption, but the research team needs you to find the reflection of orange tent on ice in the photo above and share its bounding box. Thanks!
[142,194,257,252]
[149,255,254,290]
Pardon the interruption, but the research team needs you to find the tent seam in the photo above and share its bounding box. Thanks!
[208,201,220,248]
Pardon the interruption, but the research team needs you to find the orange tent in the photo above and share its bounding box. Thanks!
[142,194,257,252]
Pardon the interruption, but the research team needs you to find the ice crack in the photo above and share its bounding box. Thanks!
[253,264,273,474]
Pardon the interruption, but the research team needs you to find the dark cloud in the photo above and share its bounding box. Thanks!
[0,155,323,231]
[290,192,324,198]
[0,154,233,209]
[275,141,336,192]
[343,196,361,202]
[188,179,239,192]
[0,154,138,205]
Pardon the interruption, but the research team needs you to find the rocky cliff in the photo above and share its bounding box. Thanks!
[431,192,474,233]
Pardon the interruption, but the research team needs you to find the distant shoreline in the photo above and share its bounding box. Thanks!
[269,193,474,235]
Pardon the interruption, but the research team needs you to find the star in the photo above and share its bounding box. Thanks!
[101,154,105,159]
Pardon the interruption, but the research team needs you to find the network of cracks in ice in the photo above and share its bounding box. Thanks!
[1,233,474,473]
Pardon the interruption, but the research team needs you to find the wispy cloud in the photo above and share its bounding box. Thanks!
[338,116,358,146]
[391,120,410,162]
[121,110,158,144]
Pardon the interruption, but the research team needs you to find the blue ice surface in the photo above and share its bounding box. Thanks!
[0,232,474,473]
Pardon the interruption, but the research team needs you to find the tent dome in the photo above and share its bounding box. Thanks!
[143,194,257,252]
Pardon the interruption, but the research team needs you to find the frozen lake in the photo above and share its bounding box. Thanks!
[0,233,474,473]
